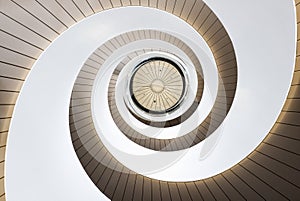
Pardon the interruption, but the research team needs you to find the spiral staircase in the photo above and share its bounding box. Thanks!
[0,0,299,200]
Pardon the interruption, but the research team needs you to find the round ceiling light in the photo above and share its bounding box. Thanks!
[130,58,186,114]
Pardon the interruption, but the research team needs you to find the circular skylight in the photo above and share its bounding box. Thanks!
[130,58,185,113]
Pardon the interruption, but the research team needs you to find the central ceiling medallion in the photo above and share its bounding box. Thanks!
[130,58,185,114]
[123,52,190,122]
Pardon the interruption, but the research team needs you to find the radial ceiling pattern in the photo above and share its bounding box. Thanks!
[131,59,185,113]
[1,1,300,201]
